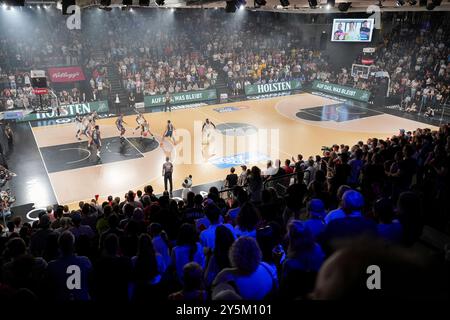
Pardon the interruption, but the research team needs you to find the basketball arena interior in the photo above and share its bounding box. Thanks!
[0,0,449,306]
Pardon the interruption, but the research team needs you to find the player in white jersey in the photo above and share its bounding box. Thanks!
[81,114,91,137]
[75,113,83,140]
[134,112,145,134]
[202,118,216,145]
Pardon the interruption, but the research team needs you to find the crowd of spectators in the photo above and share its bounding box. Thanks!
[0,124,448,301]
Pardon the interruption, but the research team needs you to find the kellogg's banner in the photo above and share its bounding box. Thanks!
[48,66,86,83]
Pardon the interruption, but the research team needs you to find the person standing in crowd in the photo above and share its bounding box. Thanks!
[4,123,13,150]
[162,157,174,197]
[164,92,172,112]
[224,167,238,189]
[237,165,248,186]
[115,93,120,114]
[128,92,135,109]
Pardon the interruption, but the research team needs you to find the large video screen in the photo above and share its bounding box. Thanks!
[331,19,374,42]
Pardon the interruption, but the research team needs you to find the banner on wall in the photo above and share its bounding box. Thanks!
[244,80,302,96]
[144,89,217,108]
[47,66,86,83]
[17,100,109,122]
[311,80,371,102]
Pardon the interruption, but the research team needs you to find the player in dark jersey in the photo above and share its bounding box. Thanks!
[161,120,176,146]
[91,125,101,158]
[115,114,127,142]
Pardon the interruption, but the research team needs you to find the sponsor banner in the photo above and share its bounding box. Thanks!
[144,89,217,107]
[135,102,145,109]
[213,106,249,113]
[2,110,25,120]
[17,100,109,122]
[246,91,292,100]
[209,152,271,169]
[361,58,375,65]
[244,80,302,96]
[48,66,86,83]
[363,47,376,53]
[31,70,46,78]
[311,80,371,102]
[33,88,49,95]
[30,113,116,128]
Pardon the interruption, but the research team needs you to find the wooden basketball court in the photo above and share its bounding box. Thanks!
[29,92,436,207]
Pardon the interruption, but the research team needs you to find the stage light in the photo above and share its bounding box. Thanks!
[255,0,266,7]
[308,0,318,8]
[338,2,351,11]
[396,0,405,6]
[327,0,335,7]
[280,0,289,7]
[326,4,330,10]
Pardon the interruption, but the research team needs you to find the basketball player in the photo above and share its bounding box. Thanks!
[81,114,90,138]
[86,121,94,148]
[202,118,216,145]
[142,118,155,140]
[161,120,176,145]
[115,114,127,142]
[75,113,83,140]
[91,125,102,158]
[134,112,145,134]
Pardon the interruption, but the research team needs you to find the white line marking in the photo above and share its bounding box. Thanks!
[29,122,60,204]
[59,148,92,164]
[124,136,145,158]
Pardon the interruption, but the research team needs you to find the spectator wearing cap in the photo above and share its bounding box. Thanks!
[321,191,377,251]
[46,231,93,301]
[324,185,354,224]
[304,199,326,240]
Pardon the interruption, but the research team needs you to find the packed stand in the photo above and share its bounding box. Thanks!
[1,124,449,301]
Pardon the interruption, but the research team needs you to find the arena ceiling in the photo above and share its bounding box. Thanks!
[24,0,450,12]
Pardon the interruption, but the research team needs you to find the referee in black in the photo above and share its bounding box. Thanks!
[162,157,174,197]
